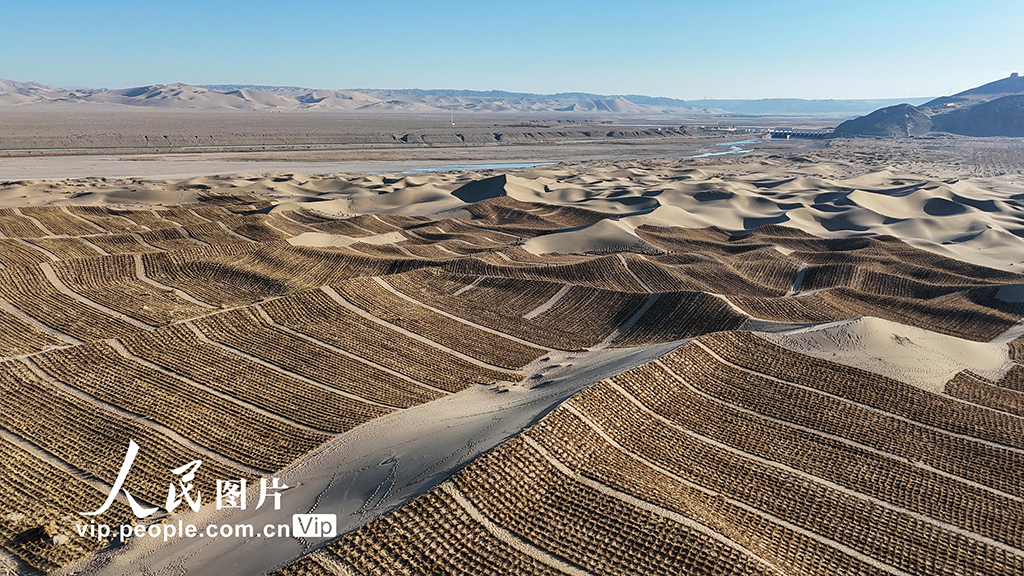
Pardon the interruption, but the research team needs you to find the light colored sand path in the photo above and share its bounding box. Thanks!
[453,275,485,296]
[450,236,492,248]
[77,236,110,256]
[458,220,522,239]
[0,298,82,345]
[524,284,572,319]
[108,210,152,232]
[215,221,257,243]
[493,251,545,266]
[180,208,210,223]
[392,244,418,258]
[785,263,809,296]
[260,219,296,239]
[344,220,376,235]
[995,318,1024,344]
[61,206,107,234]
[403,227,432,238]
[13,237,59,261]
[710,292,753,317]
[129,232,167,252]
[177,226,211,247]
[273,211,321,232]
[60,340,683,576]
[370,214,401,230]
[0,427,116,497]
[617,254,652,292]
[11,208,55,236]
[593,293,659,349]
[146,208,174,221]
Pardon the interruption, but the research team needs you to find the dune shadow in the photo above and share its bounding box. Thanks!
[694,190,734,202]
[743,214,790,229]
[950,193,999,212]
[818,213,870,232]
[924,197,968,216]
[813,192,855,205]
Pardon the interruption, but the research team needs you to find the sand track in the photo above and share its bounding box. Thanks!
[61,342,683,576]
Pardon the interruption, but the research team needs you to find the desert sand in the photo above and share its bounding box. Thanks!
[762,316,1020,393]
[1,137,1023,576]
[4,140,1022,270]
[56,342,683,576]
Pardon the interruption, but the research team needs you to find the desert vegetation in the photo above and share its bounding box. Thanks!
[278,333,1024,576]
[0,167,1021,573]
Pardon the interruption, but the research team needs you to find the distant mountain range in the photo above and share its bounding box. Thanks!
[834,74,1024,137]
[0,79,930,116]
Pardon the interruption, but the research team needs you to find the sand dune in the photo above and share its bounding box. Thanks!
[561,96,660,114]
[84,84,265,109]
[298,89,383,110]
[762,316,1015,393]
[3,157,1023,270]
[522,219,661,255]
[450,174,548,203]
[0,79,63,96]
[3,149,1023,575]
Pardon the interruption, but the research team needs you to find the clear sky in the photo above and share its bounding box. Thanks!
[2,0,1021,99]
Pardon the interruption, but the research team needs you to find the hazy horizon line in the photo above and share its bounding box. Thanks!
[6,77,937,103]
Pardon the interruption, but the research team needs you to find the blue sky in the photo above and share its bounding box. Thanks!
[2,0,1021,99]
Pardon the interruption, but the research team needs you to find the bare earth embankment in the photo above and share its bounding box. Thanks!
[0,140,1021,576]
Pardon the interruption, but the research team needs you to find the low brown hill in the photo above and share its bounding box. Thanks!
[923,72,1024,111]
[836,73,1024,138]
[931,94,1024,136]
[832,103,933,137]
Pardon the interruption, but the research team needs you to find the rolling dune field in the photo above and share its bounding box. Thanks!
[0,149,1021,576]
